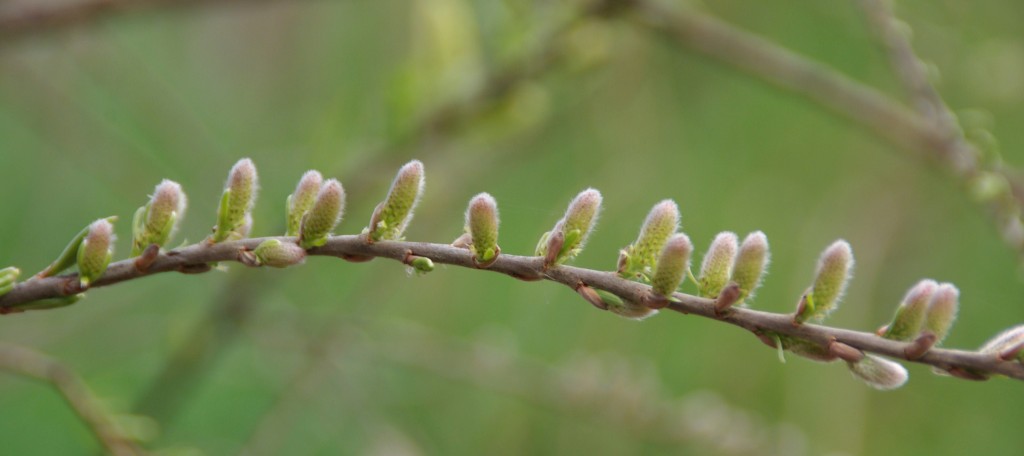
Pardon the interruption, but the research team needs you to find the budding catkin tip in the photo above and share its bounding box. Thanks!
[371,160,425,241]
[652,233,693,297]
[287,170,324,236]
[621,199,680,278]
[699,231,738,298]
[467,193,500,264]
[730,231,769,302]
[882,279,937,341]
[300,179,345,248]
[800,239,854,322]
[924,282,959,345]
[78,218,116,287]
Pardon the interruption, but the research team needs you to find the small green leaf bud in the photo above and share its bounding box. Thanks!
[132,179,187,256]
[698,232,738,298]
[213,158,259,242]
[796,240,854,323]
[369,160,425,242]
[923,283,959,346]
[409,256,435,274]
[651,233,693,297]
[0,267,20,297]
[0,266,19,284]
[618,199,680,280]
[537,189,602,266]
[466,193,500,267]
[847,355,909,390]
[730,231,770,303]
[253,239,307,268]
[882,279,937,341]
[299,179,345,249]
[287,170,324,237]
[77,218,115,287]
[979,325,1024,361]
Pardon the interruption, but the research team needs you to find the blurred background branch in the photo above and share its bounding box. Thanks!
[1,0,1024,454]
[0,0,297,43]
[0,343,147,456]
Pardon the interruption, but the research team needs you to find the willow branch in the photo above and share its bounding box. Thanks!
[2,235,1019,381]
[0,343,147,456]
[127,0,614,428]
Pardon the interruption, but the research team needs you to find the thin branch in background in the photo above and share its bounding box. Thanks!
[857,0,954,124]
[855,0,1024,252]
[627,0,972,173]
[2,234,1021,380]
[129,0,616,430]
[627,0,1024,261]
[0,0,290,43]
[0,343,147,456]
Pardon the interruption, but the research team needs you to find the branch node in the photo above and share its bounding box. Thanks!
[943,366,990,382]
[828,338,865,363]
[237,249,260,268]
[904,331,937,360]
[998,339,1024,362]
[133,244,160,272]
[62,277,85,295]
[575,282,608,310]
[177,263,213,274]
[642,292,670,310]
[471,245,500,269]
[792,293,809,326]
[713,282,742,316]
[451,233,472,249]
[754,331,778,348]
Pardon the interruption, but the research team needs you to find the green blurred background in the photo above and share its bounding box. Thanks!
[1,0,1023,454]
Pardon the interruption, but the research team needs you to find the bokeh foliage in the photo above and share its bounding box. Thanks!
[1,0,1023,454]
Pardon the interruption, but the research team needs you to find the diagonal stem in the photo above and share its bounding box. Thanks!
[2,234,1020,381]
[0,343,148,456]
